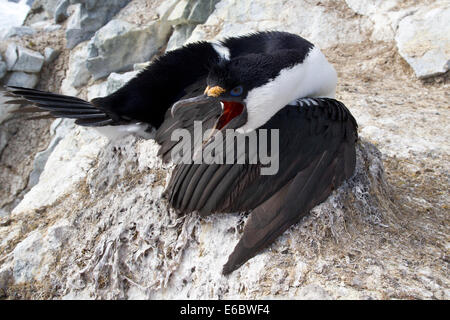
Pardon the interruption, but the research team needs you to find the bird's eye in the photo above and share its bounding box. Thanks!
[230,85,243,96]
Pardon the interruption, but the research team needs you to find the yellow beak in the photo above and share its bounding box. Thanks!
[204,86,226,97]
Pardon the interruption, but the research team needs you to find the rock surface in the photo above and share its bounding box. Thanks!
[187,0,373,49]
[65,0,132,49]
[0,0,448,300]
[395,4,450,78]
[164,0,220,50]
[2,26,36,39]
[85,19,170,80]
[60,41,91,95]
[6,71,39,88]
[7,45,44,73]
[25,0,61,24]
[0,60,6,80]
[43,47,59,64]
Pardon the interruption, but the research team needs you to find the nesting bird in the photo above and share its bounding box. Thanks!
[3,31,358,274]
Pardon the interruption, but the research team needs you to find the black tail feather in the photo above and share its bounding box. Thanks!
[2,86,117,127]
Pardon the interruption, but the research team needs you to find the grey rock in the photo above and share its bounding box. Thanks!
[44,47,60,64]
[45,220,73,251]
[44,24,62,32]
[166,24,196,51]
[60,41,91,94]
[24,0,65,24]
[15,47,44,73]
[31,21,62,32]
[65,0,131,49]
[0,129,8,156]
[54,0,70,23]
[106,71,138,93]
[12,231,44,284]
[86,19,171,80]
[6,71,39,88]
[187,0,220,24]
[0,93,20,124]
[6,45,44,73]
[0,61,6,81]
[87,71,139,100]
[0,267,12,298]
[167,0,219,25]
[395,5,450,79]
[156,0,180,20]
[4,43,18,71]
[165,0,219,51]
[297,284,332,300]
[167,0,196,25]
[3,26,36,39]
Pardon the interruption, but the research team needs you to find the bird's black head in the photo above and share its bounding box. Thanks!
[206,54,281,101]
[171,53,287,132]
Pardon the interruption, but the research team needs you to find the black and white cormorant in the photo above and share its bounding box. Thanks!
[3,31,358,274]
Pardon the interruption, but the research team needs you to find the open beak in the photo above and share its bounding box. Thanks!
[171,94,216,117]
[171,85,226,117]
[171,85,245,133]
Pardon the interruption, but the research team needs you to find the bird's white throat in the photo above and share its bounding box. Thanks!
[237,46,337,134]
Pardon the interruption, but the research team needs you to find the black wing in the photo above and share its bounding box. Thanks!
[155,79,222,163]
[164,98,358,274]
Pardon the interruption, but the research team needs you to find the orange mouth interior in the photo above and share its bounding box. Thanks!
[216,101,244,130]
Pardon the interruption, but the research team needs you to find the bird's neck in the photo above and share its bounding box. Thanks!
[238,46,337,134]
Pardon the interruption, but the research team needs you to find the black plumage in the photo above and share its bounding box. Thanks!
[2,31,358,275]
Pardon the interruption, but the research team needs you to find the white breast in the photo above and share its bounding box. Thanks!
[237,46,337,134]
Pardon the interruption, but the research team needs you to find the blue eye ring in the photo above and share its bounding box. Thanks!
[230,85,243,96]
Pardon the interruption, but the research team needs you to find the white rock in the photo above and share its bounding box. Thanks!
[395,5,450,78]
[187,0,372,48]
[6,71,39,88]
[28,119,76,188]
[167,0,193,25]
[345,0,400,16]
[45,219,73,251]
[297,284,332,300]
[86,19,171,80]
[12,231,44,284]
[12,127,108,214]
[156,0,181,20]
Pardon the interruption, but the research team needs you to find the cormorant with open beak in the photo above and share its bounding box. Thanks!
[3,31,358,274]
